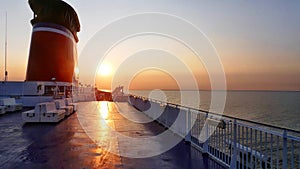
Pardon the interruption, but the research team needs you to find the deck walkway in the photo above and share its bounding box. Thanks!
[0,101,226,169]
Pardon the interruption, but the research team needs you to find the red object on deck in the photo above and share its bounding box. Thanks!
[26,23,77,83]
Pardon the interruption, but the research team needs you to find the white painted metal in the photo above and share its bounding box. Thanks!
[0,106,6,114]
[65,98,78,112]
[22,102,65,123]
[22,106,40,123]
[40,102,65,122]
[54,99,73,116]
[0,98,23,112]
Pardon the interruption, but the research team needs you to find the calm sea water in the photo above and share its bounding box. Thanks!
[129,90,300,131]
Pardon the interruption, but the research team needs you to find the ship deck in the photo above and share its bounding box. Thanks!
[0,101,226,169]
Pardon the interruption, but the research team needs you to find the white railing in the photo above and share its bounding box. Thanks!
[128,95,300,169]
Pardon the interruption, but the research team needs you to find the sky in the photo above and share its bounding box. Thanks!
[0,0,299,91]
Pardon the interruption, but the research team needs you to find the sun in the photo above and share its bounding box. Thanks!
[97,64,112,76]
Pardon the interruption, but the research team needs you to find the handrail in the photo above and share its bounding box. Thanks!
[129,94,300,134]
[129,94,300,168]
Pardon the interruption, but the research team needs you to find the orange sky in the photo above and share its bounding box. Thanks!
[1,1,300,91]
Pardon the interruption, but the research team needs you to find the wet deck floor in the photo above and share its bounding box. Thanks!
[0,101,226,169]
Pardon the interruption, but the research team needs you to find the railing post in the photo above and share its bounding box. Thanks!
[282,130,288,169]
[230,119,237,169]
[203,113,209,154]
[185,109,191,144]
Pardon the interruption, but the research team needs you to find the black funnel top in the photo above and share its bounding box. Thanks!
[28,0,80,42]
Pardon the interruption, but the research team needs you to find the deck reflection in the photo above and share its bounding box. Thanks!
[99,101,109,119]
[0,101,226,169]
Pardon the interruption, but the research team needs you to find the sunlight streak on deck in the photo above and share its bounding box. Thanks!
[98,101,109,119]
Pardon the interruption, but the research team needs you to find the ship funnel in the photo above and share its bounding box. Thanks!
[26,0,80,83]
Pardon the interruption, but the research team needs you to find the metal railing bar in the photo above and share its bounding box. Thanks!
[270,134,274,169]
[246,127,249,169]
[260,130,263,169]
[264,132,268,169]
[130,94,300,134]
[242,125,245,168]
[276,135,280,169]
[292,140,295,169]
[250,128,253,168]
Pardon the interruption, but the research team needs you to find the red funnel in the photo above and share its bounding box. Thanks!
[26,23,77,82]
[26,0,80,83]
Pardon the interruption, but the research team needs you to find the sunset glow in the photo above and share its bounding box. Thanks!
[0,1,299,91]
[97,64,112,77]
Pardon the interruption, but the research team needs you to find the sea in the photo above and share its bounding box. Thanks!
[129,90,300,131]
